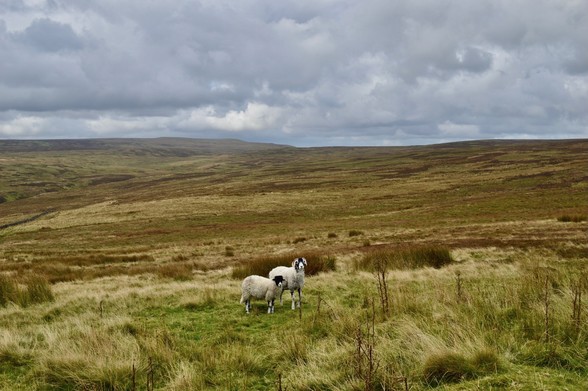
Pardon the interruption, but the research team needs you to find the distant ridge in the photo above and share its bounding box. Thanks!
[0,137,293,155]
[1,137,584,154]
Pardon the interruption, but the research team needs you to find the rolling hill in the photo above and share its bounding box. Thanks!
[0,137,586,390]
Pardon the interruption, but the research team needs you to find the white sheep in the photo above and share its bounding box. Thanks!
[268,257,307,310]
[240,275,284,314]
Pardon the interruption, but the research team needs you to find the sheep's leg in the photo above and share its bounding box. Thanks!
[279,289,284,305]
[245,300,250,314]
[297,288,302,308]
[290,290,296,310]
[268,299,274,314]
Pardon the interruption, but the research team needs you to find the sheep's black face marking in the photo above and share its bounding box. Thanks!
[294,257,307,271]
[273,275,284,286]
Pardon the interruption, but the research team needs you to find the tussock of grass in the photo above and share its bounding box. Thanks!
[157,263,193,281]
[423,351,477,385]
[231,252,336,279]
[471,348,503,374]
[0,275,54,307]
[22,277,54,306]
[422,348,503,386]
[0,275,18,307]
[356,246,454,271]
[557,215,587,223]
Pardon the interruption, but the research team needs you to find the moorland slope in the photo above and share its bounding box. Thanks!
[0,138,586,390]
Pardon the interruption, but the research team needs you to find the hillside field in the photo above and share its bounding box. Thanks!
[0,138,587,390]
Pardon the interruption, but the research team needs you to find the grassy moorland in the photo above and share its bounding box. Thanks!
[0,138,586,390]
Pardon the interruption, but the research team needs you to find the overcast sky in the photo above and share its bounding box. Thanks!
[0,0,586,146]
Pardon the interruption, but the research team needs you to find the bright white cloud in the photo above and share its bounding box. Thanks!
[0,0,586,145]
[0,115,44,137]
[182,102,284,132]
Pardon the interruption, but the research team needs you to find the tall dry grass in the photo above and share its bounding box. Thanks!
[0,247,586,390]
[0,275,53,307]
[231,251,336,280]
[355,245,455,272]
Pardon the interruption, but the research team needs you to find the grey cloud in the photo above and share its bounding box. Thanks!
[0,0,586,145]
[15,17,83,52]
[455,47,493,73]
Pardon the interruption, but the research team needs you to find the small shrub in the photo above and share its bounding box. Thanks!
[349,230,364,237]
[293,237,307,244]
[224,246,235,257]
[327,232,338,239]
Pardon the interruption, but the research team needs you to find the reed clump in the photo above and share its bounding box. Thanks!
[557,215,587,223]
[0,275,54,307]
[231,252,336,279]
[356,246,454,272]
